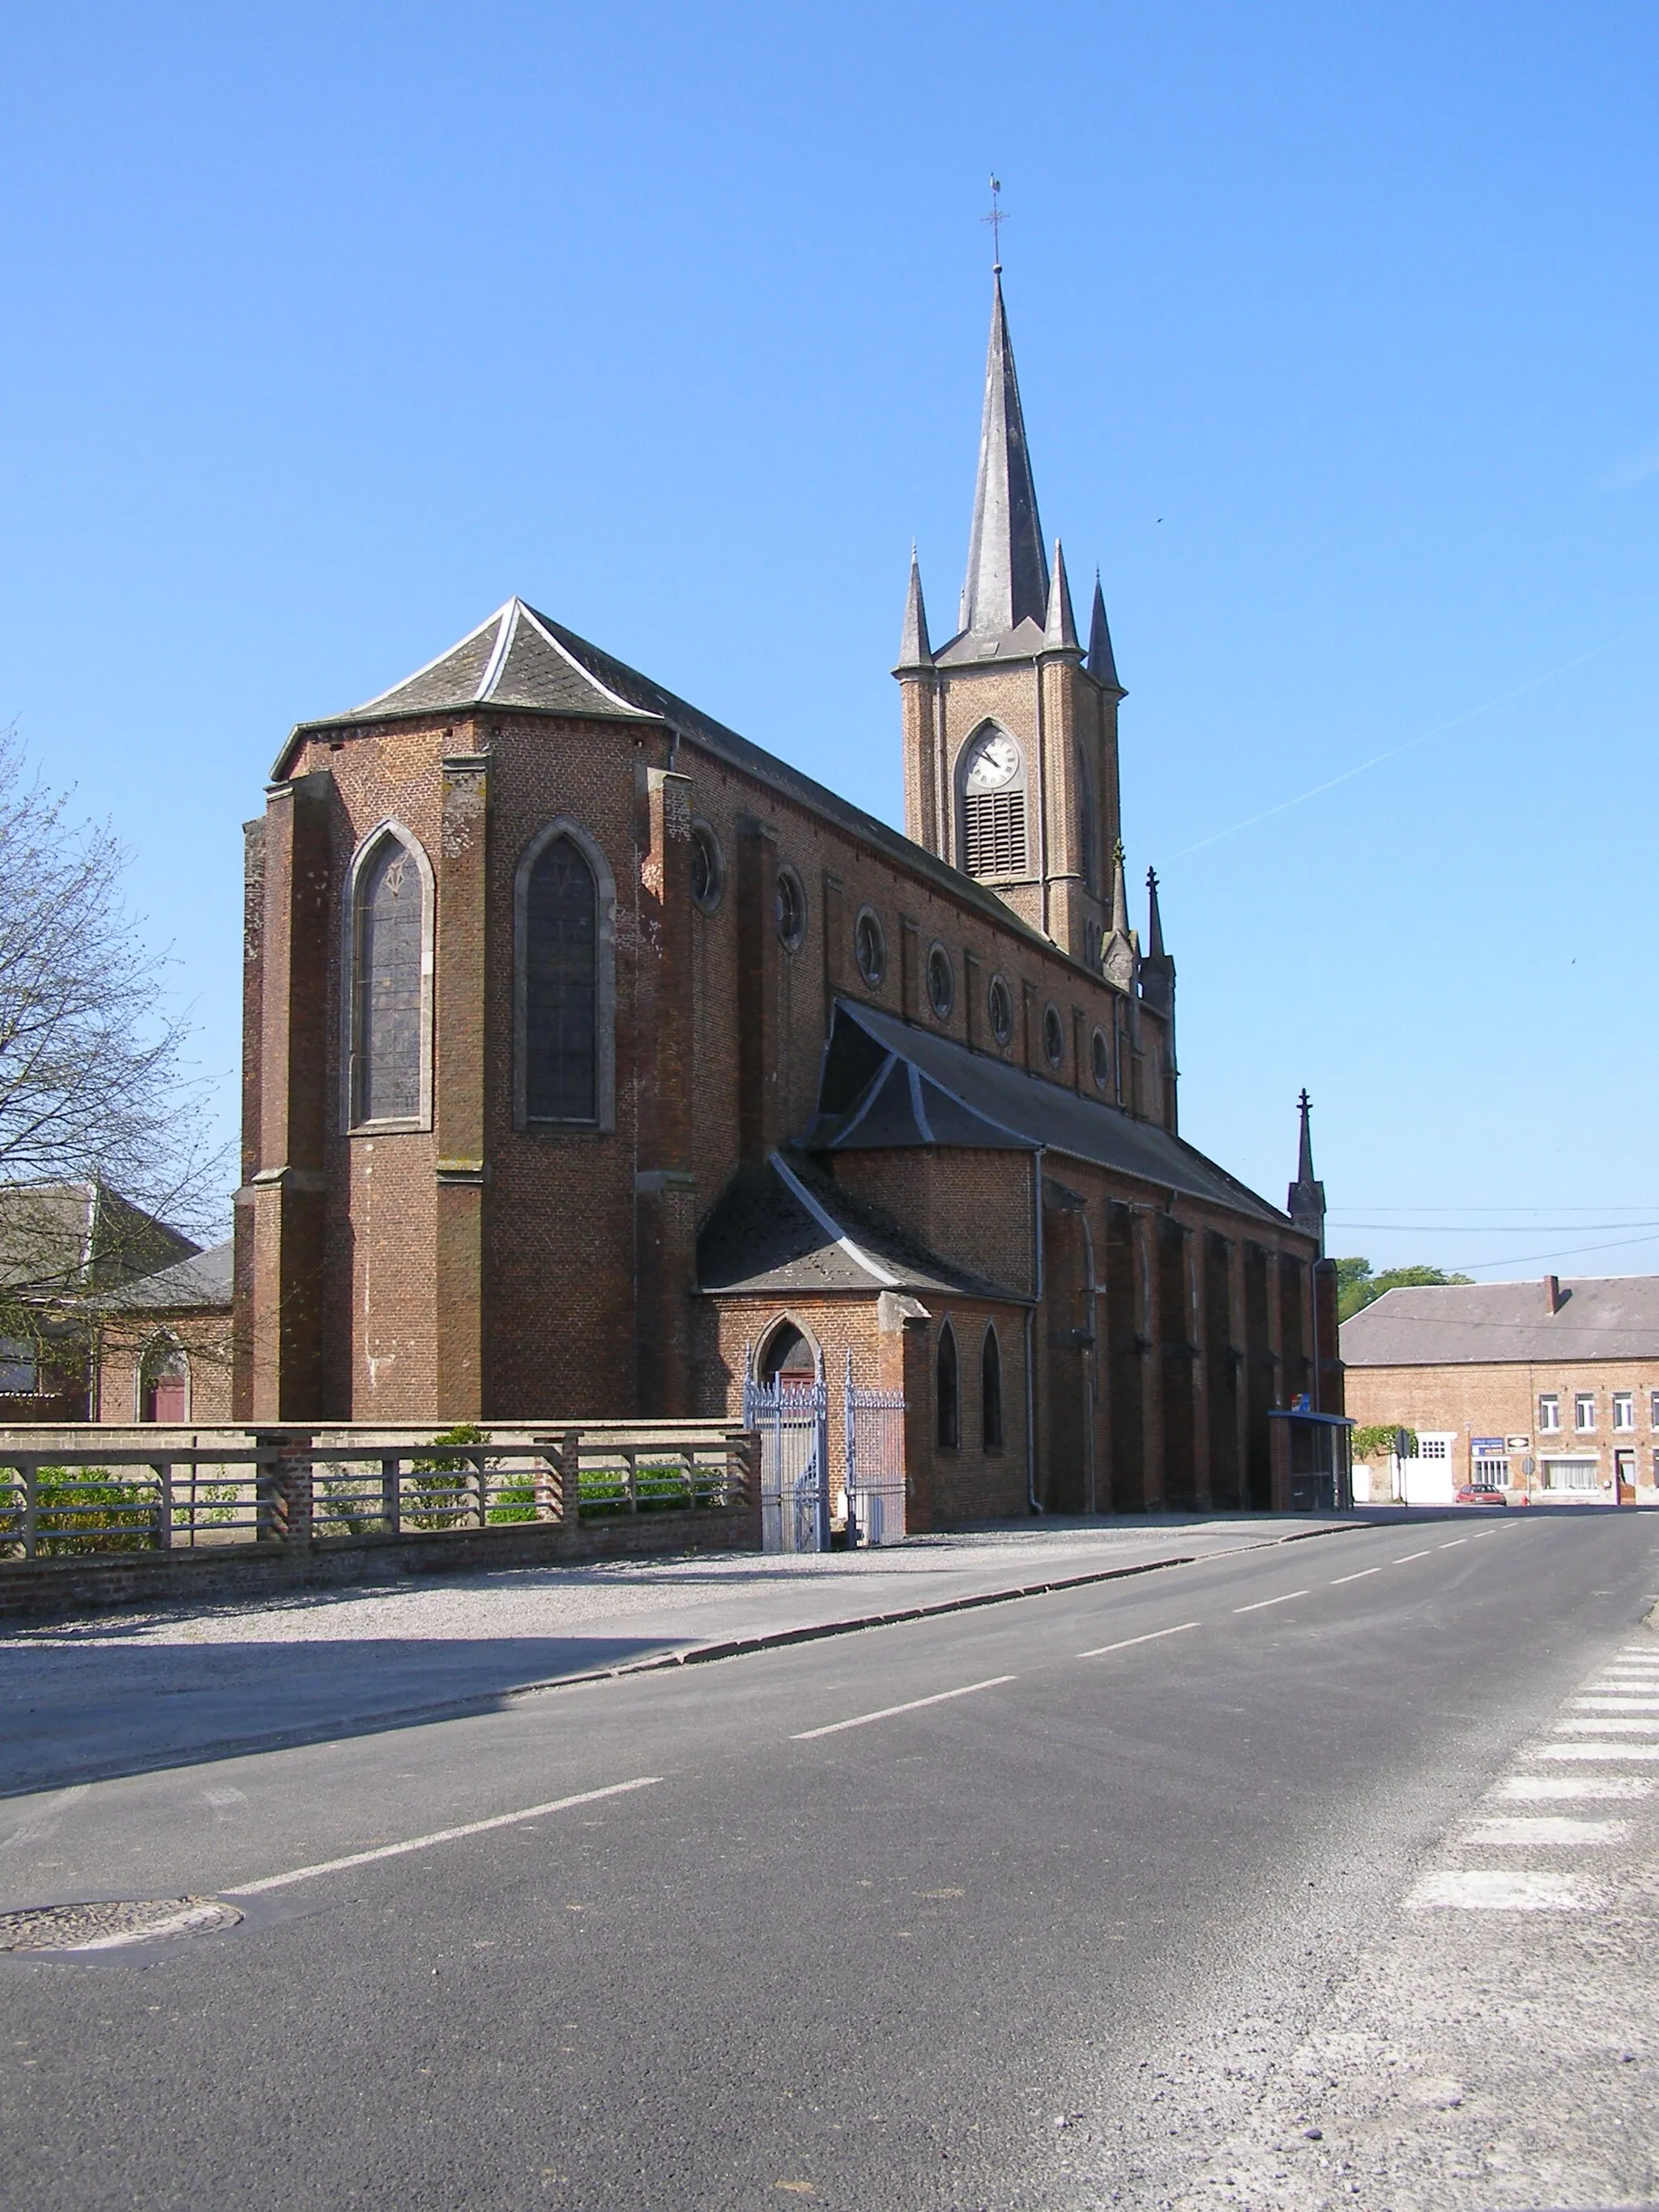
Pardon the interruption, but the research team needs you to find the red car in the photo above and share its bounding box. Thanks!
[1455,1484,1509,1507]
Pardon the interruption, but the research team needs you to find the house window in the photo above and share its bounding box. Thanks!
[1542,1458,1599,1492]
[1043,1003,1065,1068]
[525,834,598,1123]
[1613,1391,1635,1431]
[1575,1392,1597,1432]
[981,1325,1003,1450]
[959,725,1028,880]
[987,974,1014,1048]
[926,942,954,1021]
[351,830,428,1126]
[0,1338,37,1394]
[854,907,886,988]
[1470,1452,1508,1488]
[1537,1393,1560,1433]
[1650,1390,1659,1429]
[936,1322,959,1450]
[775,865,807,953]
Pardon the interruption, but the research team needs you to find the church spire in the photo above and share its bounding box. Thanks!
[1043,539,1081,652]
[959,271,1049,637]
[896,544,933,669]
[1088,573,1122,693]
[1287,1089,1327,1253]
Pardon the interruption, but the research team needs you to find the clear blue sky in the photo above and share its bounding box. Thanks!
[4,3,1657,1278]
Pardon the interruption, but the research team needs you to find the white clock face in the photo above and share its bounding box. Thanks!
[964,731,1021,792]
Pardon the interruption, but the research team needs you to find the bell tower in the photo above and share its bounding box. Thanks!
[896,266,1126,966]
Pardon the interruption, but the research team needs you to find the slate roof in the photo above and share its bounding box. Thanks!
[697,1152,1023,1303]
[90,1239,234,1314]
[1340,1276,1659,1367]
[0,1182,198,1297]
[801,999,1291,1229]
[278,600,1073,960]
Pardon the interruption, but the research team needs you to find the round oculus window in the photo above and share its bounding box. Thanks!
[689,822,723,912]
[854,907,886,987]
[1090,1025,1111,1091]
[926,943,953,1020]
[963,729,1022,792]
[1043,1003,1065,1068]
[775,866,807,952]
[987,974,1014,1048]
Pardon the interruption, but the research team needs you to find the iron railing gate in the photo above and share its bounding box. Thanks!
[843,1351,907,1546]
[743,1362,830,1554]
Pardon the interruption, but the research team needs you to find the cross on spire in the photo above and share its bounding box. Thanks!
[982,176,1006,271]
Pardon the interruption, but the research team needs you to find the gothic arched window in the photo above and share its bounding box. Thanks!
[514,822,616,1132]
[348,825,433,1130]
[936,1320,960,1450]
[981,1325,1004,1450]
[957,724,1028,881]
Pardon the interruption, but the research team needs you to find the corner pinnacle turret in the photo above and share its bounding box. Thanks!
[1287,1089,1327,1253]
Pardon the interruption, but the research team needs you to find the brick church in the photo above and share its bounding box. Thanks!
[235,271,1341,1523]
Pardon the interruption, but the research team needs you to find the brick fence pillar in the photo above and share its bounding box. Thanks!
[257,1430,314,1545]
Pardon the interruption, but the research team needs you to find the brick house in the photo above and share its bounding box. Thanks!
[235,271,1340,1525]
[87,1241,234,1426]
[1341,1274,1659,1506]
[0,1181,199,1422]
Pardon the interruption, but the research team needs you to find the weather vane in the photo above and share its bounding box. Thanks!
[983,175,1006,271]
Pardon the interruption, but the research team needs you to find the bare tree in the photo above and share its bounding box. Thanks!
[0,723,228,1327]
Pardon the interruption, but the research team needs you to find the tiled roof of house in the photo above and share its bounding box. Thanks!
[1340,1275,1659,1366]
[90,1238,233,1313]
[0,1182,197,1296]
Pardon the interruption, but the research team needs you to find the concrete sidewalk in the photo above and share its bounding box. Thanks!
[0,1514,1388,1795]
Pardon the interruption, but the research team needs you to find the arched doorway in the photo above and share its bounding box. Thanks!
[139,1340,189,1423]
[757,1319,820,1392]
[748,1318,828,1553]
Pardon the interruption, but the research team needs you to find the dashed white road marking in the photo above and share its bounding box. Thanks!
[227,1776,663,1896]
[1465,1816,1628,1847]
[1077,1622,1199,1660]
[1537,1742,1659,1762]
[791,1676,1017,1741]
[1495,1775,1653,1801]
[1233,1591,1307,1614]
[1330,1568,1380,1586]
[1406,1869,1603,1912]
[1393,1550,1431,1563]
[1439,1539,1467,1550]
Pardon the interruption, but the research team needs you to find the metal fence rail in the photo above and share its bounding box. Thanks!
[0,1424,755,1562]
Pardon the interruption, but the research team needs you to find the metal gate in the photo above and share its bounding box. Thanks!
[743,1362,830,1554]
[844,1351,907,1546]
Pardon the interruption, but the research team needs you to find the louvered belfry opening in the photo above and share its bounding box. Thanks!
[963,786,1028,880]
[356,836,422,1123]
[525,833,598,1122]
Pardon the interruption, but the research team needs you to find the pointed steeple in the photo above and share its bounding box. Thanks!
[1043,539,1080,652]
[896,545,933,670]
[959,271,1049,637]
[1145,867,1166,959]
[1140,865,1175,1015]
[1087,573,1123,693]
[1287,1089,1327,1253]
[1102,840,1137,992]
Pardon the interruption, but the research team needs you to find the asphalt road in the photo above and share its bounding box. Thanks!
[2,1510,1657,2210]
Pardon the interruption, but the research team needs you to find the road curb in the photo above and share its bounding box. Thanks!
[0,1521,1372,1798]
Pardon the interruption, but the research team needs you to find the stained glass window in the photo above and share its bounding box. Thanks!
[525,834,598,1122]
[356,837,423,1123]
